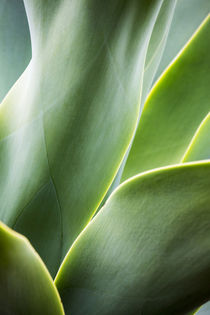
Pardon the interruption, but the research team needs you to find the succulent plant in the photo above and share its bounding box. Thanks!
[0,0,210,314]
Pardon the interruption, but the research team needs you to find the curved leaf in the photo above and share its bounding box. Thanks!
[0,221,64,315]
[122,16,210,181]
[56,162,210,315]
[182,113,210,162]
[0,0,165,274]
[0,0,31,101]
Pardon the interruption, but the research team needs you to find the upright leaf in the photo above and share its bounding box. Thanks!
[122,16,210,181]
[98,0,177,208]
[56,162,210,315]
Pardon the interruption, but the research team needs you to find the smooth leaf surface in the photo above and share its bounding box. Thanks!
[0,0,31,101]
[0,221,64,315]
[182,113,210,162]
[122,16,210,181]
[0,0,166,275]
[56,162,210,315]
[155,0,210,81]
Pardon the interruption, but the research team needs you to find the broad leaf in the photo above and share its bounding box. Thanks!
[122,16,210,181]
[56,162,210,315]
[182,113,210,162]
[0,0,31,101]
[0,221,64,315]
[0,0,166,275]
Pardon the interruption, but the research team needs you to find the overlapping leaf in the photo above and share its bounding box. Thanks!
[122,16,210,181]
[0,221,64,314]
[56,162,210,315]
[100,2,210,200]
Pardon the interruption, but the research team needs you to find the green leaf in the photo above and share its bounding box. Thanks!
[182,113,210,162]
[0,0,31,101]
[0,221,64,315]
[56,162,210,315]
[98,0,177,209]
[155,0,210,81]
[0,0,166,275]
[122,15,210,182]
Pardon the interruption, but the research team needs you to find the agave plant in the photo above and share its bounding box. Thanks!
[0,0,210,314]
